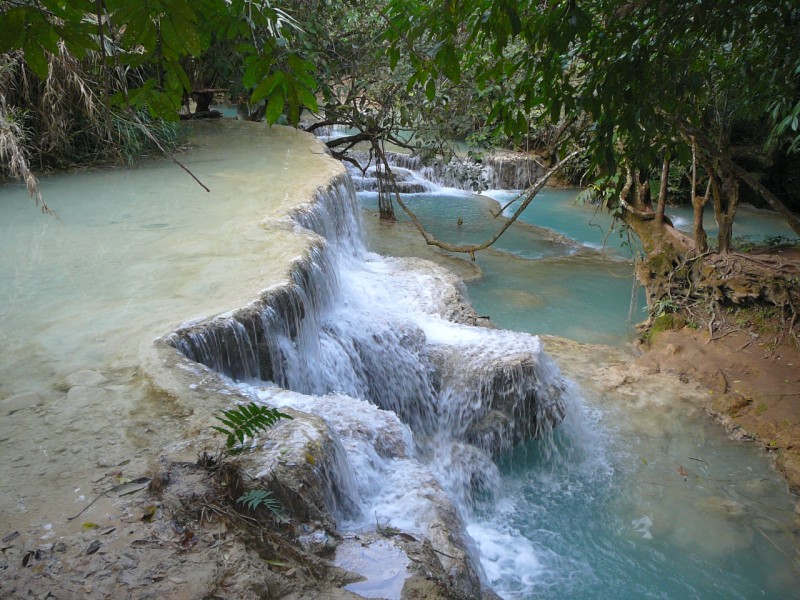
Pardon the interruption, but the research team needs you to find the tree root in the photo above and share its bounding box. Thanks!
[640,249,800,350]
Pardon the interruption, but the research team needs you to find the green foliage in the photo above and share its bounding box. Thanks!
[651,298,678,318]
[383,0,800,208]
[212,402,292,450]
[237,489,282,517]
[112,111,182,165]
[0,0,319,128]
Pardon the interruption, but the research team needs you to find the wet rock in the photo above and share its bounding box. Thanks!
[244,409,358,531]
[464,410,507,453]
[429,346,566,457]
[420,487,484,600]
[65,369,109,388]
[296,527,334,555]
[432,443,501,508]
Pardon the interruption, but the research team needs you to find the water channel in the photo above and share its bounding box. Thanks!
[1,120,798,598]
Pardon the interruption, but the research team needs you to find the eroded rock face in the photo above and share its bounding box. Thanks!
[483,153,548,190]
[243,409,359,533]
[429,345,567,458]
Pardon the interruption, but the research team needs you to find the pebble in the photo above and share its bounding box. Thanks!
[86,540,102,555]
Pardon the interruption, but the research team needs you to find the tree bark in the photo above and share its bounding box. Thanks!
[670,116,800,235]
[703,156,739,255]
[369,141,397,222]
[692,186,709,254]
[655,156,669,227]
[690,139,708,253]
[636,169,652,211]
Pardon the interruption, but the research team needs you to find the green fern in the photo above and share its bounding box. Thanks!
[212,402,292,450]
[237,489,282,517]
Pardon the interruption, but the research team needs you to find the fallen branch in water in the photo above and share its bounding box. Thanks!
[377,149,582,260]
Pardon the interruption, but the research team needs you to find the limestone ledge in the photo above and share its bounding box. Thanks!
[141,159,492,597]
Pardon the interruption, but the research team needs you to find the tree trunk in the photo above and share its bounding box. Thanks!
[692,191,709,254]
[634,169,653,211]
[378,195,396,221]
[670,116,800,235]
[708,169,738,255]
[377,167,396,221]
[689,140,708,253]
[718,174,739,254]
[655,157,669,227]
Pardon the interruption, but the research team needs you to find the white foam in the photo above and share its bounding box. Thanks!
[468,522,545,593]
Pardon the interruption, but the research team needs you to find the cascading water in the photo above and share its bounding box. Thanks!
[170,146,798,599]
[170,169,573,597]
[347,153,799,598]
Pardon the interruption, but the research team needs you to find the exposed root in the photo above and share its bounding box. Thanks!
[640,249,800,350]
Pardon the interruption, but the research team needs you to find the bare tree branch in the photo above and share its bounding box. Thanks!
[377,149,582,259]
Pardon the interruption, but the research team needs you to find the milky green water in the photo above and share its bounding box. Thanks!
[360,187,800,599]
[361,190,644,345]
[0,120,340,532]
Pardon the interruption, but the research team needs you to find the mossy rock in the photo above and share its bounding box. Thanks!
[650,313,687,336]
[710,392,751,416]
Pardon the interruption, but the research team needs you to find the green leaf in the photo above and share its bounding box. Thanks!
[213,403,291,450]
[237,489,281,516]
[24,43,49,80]
[440,43,461,83]
[295,81,318,113]
[243,56,272,90]
[0,8,28,52]
[250,71,283,105]
[266,89,285,124]
[169,12,204,56]
[425,78,436,102]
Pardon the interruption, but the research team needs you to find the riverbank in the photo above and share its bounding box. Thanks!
[640,312,800,498]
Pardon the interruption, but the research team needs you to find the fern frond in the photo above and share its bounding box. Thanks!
[237,489,282,516]
[213,402,292,450]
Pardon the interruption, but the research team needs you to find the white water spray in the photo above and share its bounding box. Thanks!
[169,169,580,596]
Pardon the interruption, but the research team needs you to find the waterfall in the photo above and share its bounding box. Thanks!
[339,149,548,193]
[167,168,574,596]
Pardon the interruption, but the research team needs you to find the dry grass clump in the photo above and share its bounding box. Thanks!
[0,43,180,209]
